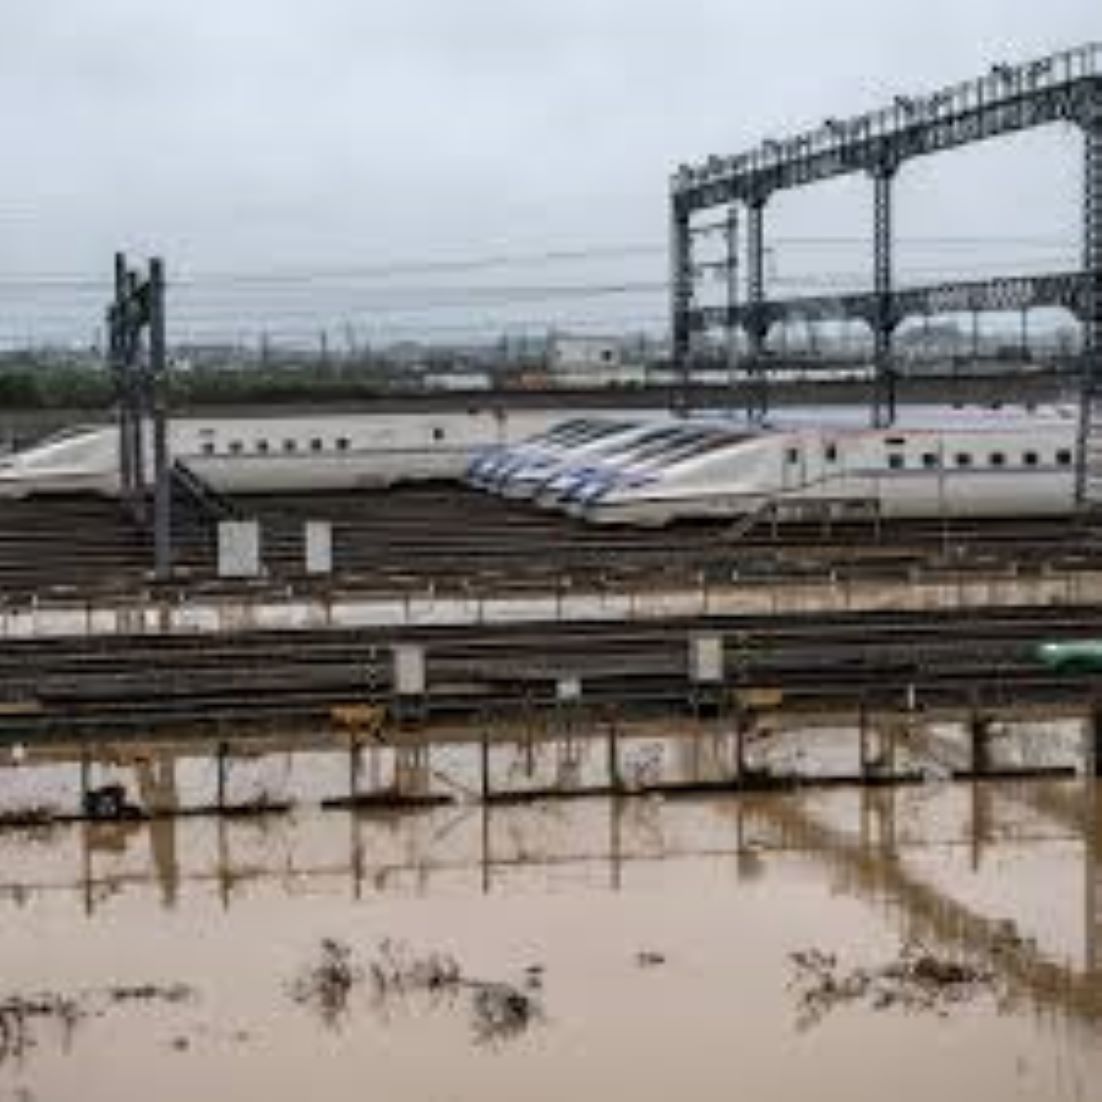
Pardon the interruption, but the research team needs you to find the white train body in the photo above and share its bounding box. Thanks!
[0,408,628,500]
[0,403,1081,526]
[575,407,1079,525]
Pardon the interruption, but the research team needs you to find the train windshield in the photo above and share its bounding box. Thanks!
[537,420,595,445]
[624,429,720,464]
[655,432,753,469]
[592,426,685,461]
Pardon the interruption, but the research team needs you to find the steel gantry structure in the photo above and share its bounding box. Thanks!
[670,43,1102,500]
[106,252,173,580]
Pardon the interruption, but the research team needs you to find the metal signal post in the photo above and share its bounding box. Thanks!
[106,252,173,580]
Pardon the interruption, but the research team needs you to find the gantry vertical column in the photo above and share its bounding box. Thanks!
[148,258,172,581]
[725,204,740,391]
[1077,104,1102,506]
[670,196,694,416]
[872,163,899,429]
[746,193,770,422]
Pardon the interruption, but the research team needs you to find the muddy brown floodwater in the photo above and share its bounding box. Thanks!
[1,774,1102,1101]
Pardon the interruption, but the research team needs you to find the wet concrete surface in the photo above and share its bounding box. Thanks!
[1,722,1102,1100]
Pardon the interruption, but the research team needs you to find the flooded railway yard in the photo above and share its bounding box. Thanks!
[3,725,1102,1100]
[7,486,1102,1099]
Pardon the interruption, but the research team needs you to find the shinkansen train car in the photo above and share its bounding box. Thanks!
[0,408,637,500]
[575,406,1078,526]
[533,423,708,509]
[492,419,642,498]
[496,420,661,501]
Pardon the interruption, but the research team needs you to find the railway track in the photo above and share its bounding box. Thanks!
[2,603,1102,735]
[1,483,1101,596]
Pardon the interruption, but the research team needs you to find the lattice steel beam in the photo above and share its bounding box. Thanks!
[691,269,1093,332]
[674,45,1102,212]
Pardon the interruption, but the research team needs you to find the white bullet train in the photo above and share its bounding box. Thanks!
[0,408,617,499]
[473,405,1081,526]
[1,403,1082,526]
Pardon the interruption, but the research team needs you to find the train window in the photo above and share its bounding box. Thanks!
[310,438,323,452]
[955,453,972,467]
[785,448,800,465]
[432,426,446,442]
[283,439,297,453]
[989,452,1005,467]
[1057,449,1073,466]
[922,453,939,469]
[201,441,215,457]
[255,440,270,454]
[888,454,905,470]
[229,440,243,456]
[336,437,350,452]
[1023,451,1039,467]
[824,444,838,462]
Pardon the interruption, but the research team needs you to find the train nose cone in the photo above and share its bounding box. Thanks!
[0,466,25,498]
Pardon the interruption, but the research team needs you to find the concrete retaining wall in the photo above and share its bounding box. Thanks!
[4,569,1102,641]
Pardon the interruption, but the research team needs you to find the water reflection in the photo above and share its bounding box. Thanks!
[0,763,1100,1024]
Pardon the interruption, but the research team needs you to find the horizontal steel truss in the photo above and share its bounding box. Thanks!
[674,48,1102,210]
[690,268,1099,335]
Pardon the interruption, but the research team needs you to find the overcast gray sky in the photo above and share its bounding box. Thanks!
[0,0,1096,345]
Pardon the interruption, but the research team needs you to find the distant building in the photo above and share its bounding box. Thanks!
[548,335,624,373]
[422,369,492,392]
[545,334,648,388]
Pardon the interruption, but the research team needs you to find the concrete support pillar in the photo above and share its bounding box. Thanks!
[392,643,427,725]
[689,632,724,715]
[305,520,333,576]
[556,675,582,704]
[217,520,261,579]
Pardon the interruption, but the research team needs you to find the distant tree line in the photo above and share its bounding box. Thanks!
[0,357,419,410]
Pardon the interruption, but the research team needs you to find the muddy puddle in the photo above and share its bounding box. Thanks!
[0,722,1101,1100]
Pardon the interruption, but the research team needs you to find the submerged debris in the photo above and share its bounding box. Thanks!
[469,981,540,1046]
[292,937,543,1045]
[0,808,59,835]
[291,939,363,1027]
[107,983,195,1005]
[368,938,462,1000]
[0,994,84,1066]
[789,943,1007,1030]
[0,978,200,1069]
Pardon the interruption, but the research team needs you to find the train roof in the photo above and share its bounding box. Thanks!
[688,403,1076,433]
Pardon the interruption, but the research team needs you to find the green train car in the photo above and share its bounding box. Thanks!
[1034,640,1102,674]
